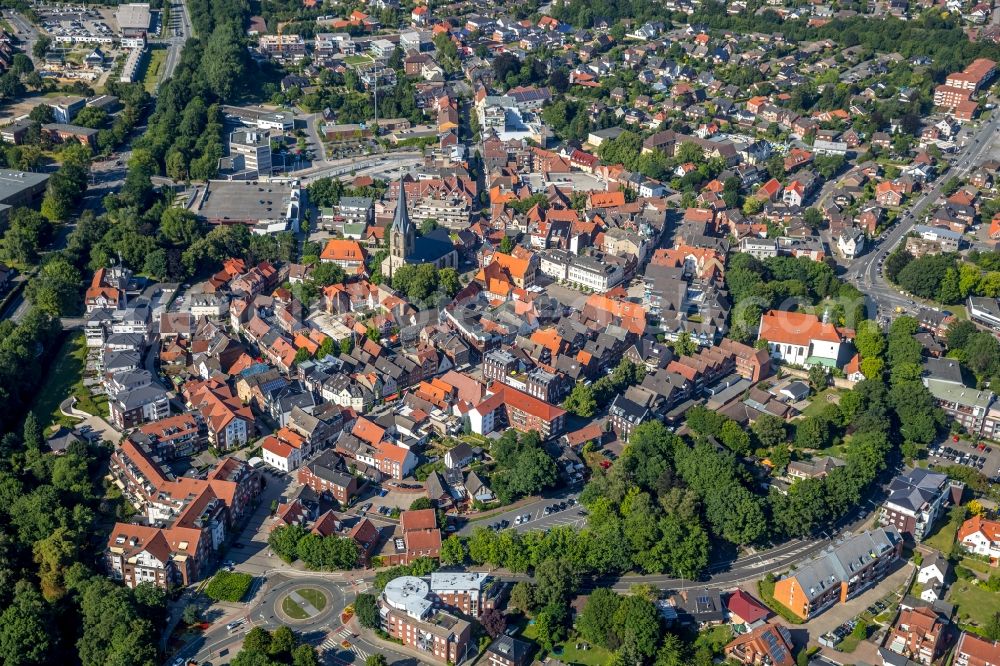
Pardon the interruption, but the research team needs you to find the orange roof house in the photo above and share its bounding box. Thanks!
[352,417,386,446]
[320,239,367,268]
[756,178,782,202]
[587,191,626,208]
[581,294,647,336]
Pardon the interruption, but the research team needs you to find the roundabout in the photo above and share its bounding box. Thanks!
[259,575,345,628]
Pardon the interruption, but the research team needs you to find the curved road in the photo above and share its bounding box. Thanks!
[177,573,416,666]
[173,506,876,665]
[845,110,1000,317]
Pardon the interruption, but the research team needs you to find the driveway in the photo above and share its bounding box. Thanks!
[59,397,119,444]
[230,470,295,576]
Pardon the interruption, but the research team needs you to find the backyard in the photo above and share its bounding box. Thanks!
[520,623,612,666]
[922,505,965,554]
[30,332,104,431]
[950,578,1000,633]
[800,387,843,418]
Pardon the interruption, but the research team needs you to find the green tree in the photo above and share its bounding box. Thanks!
[439,535,466,565]
[751,414,787,448]
[3,207,51,265]
[612,595,661,661]
[292,644,321,666]
[160,207,203,246]
[242,626,272,654]
[509,581,535,614]
[355,593,380,629]
[0,581,52,664]
[26,258,81,316]
[366,655,388,666]
[534,557,577,608]
[720,419,751,454]
[535,603,568,651]
[673,331,697,356]
[562,383,596,417]
[854,320,886,360]
[578,588,620,648]
[269,625,296,659]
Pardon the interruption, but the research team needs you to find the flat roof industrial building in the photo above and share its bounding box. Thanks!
[115,3,152,32]
[186,180,301,233]
[0,170,50,207]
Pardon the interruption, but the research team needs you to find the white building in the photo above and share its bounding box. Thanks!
[957,516,1000,564]
[757,310,850,369]
[262,437,302,473]
[837,228,865,259]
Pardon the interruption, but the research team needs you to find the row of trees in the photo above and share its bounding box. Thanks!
[228,625,320,666]
[267,524,360,570]
[886,249,1000,305]
[137,0,251,181]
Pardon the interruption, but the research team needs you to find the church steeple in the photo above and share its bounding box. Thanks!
[389,174,415,272]
[392,173,413,238]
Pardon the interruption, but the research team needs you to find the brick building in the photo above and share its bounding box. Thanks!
[379,576,472,663]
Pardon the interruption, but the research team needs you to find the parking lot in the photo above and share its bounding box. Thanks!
[37,6,114,45]
[927,436,1000,481]
[457,488,585,536]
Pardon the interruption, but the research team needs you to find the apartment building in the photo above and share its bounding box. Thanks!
[946,58,997,92]
[879,468,964,542]
[469,385,567,439]
[379,576,472,663]
[297,450,362,505]
[129,412,205,460]
[106,440,259,588]
[429,572,497,617]
[772,527,902,620]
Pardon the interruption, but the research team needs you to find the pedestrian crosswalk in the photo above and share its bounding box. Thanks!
[319,628,370,662]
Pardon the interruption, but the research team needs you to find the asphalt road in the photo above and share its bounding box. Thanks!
[845,110,1000,318]
[5,11,40,67]
[156,0,192,85]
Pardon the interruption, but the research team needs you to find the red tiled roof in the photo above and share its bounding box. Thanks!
[758,310,844,347]
[401,508,437,532]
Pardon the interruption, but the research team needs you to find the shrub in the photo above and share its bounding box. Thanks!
[204,570,253,602]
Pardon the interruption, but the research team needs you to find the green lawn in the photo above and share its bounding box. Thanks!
[695,625,733,652]
[297,588,328,611]
[923,505,965,554]
[282,596,310,620]
[801,388,843,418]
[519,625,610,666]
[30,332,103,431]
[343,54,373,66]
[950,579,1000,629]
[142,46,168,93]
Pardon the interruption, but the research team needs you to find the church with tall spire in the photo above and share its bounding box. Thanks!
[381,174,459,279]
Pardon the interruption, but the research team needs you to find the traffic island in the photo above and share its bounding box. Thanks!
[278,587,329,622]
